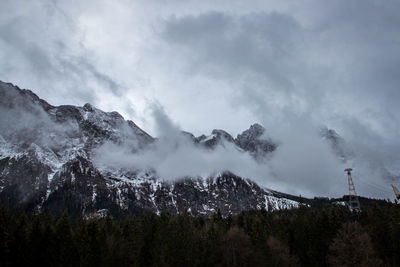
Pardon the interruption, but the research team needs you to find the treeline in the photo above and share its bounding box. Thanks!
[0,203,399,266]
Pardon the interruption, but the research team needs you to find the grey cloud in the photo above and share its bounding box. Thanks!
[0,83,80,157]
[93,103,346,197]
[0,1,126,105]
[159,11,329,127]
[161,12,302,91]
[94,104,267,183]
[57,55,126,98]
[0,18,55,78]
[1,0,399,198]
[156,3,400,198]
[159,4,400,121]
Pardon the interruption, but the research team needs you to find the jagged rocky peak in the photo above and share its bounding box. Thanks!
[82,102,122,121]
[0,81,53,111]
[197,129,235,149]
[0,81,302,217]
[236,123,276,157]
[180,131,198,143]
[319,126,349,161]
[82,102,125,124]
[79,102,152,145]
[51,104,83,123]
[194,124,276,156]
[211,129,235,143]
[320,126,340,140]
[237,123,265,141]
[0,80,153,156]
[83,102,94,112]
[72,101,154,151]
[196,134,207,142]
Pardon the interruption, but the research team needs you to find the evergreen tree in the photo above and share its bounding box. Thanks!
[327,221,383,267]
[55,210,78,266]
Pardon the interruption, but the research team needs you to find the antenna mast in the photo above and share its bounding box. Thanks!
[345,168,360,212]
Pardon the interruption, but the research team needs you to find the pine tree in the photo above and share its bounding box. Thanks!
[266,236,300,267]
[0,204,10,266]
[55,210,78,266]
[327,221,383,267]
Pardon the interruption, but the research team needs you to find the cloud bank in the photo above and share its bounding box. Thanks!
[93,104,347,198]
[1,0,399,198]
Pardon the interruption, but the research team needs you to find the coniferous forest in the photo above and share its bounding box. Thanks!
[0,202,400,267]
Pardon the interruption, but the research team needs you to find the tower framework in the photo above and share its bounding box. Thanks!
[345,168,360,212]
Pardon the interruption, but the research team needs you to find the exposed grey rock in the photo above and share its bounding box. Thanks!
[198,129,235,149]
[319,126,351,161]
[0,81,299,217]
[235,123,276,159]
[0,154,51,212]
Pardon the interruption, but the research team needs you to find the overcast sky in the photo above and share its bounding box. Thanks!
[1,0,399,198]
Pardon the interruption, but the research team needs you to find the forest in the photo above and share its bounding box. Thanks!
[0,201,399,267]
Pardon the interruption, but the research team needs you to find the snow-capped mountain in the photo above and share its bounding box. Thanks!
[0,81,302,217]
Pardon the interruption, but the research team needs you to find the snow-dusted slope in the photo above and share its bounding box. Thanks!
[0,81,300,217]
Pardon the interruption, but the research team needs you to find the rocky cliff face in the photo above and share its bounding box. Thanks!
[235,123,276,159]
[0,81,300,217]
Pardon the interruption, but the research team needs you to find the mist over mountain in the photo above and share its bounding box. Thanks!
[1,2,400,266]
[1,0,399,204]
[0,81,396,217]
[0,81,302,216]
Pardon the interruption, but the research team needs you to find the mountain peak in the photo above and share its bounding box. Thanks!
[211,129,235,142]
[0,81,298,217]
[236,123,265,144]
[196,129,235,148]
[246,123,265,136]
[0,81,53,111]
[83,103,94,112]
[236,123,275,157]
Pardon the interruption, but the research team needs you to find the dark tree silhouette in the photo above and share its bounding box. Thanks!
[327,222,383,267]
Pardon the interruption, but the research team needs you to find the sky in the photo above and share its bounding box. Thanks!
[1,0,400,199]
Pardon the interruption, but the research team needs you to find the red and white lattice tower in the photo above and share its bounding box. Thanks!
[345,168,360,212]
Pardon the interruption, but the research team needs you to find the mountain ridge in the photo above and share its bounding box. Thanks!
[0,81,346,217]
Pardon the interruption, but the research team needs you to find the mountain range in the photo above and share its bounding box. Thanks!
[0,81,350,217]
